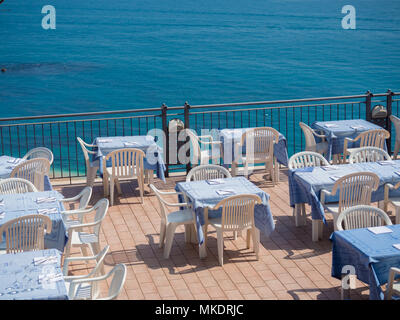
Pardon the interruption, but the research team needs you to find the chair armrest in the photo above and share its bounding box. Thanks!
[67,220,101,232]
[60,208,94,217]
[62,254,98,276]
[386,267,400,299]
[320,189,332,205]
[312,131,327,140]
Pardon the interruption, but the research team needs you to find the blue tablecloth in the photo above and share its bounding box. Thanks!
[175,177,275,244]
[0,191,68,252]
[289,160,400,222]
[0,156,52,191]
[331,224,400,300]
[0,249,68,300]
[93,136,166,182]
[219,128,289,167]
[311,119,385,160]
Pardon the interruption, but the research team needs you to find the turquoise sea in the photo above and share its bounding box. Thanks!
[1,0,400,117]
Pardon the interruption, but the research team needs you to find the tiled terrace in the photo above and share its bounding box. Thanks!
[55,168,373,300]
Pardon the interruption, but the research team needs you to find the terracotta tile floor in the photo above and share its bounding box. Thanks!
[55,168,374,300]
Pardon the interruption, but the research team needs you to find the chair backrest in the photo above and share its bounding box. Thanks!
[186,164,231,182]
[348,146,391,164]
[390,115,400,139]
[104,148,145,179]
[331,172,379,213]
[23,147,54,165]
[149,184,174,222]
[77,137,92,164]
[0,178,38,194]
[185,129,202,164]
[104,264,127,300]
[299,122,317,149]
[336,205,392,231]
[213,194,262,231]
[288,151,330,170]
[241,127,279,161]
[77,186,93,210]
[355,129,390,149]
[92,198,109,236]
[10,158,51,191]
[0,214,52,253]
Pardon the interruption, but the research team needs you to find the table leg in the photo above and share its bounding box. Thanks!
[199,208,209,259]
[312,219,323,242]
[231,161,238,177]
[341,273,356,300]
[294,204,303,227]
[274,157,279,184]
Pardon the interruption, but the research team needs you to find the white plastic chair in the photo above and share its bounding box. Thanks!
[299,122,329,155]
[386,267,400,300]
[63,198,109,260]
[23,147,54,165]
[234,127,279,183]
[384,181,400,224]
[10,158,50,191]
[0,178,38,194]
[0,214,52,254]
[206,194,262,266]
[77,137,99,187]
[390,115,400,160]
[186,164,231,182]
[288,151,330,226]
[343,129,390,163]
[336,205,392,231]
[348,146,391,164]
[68,264,127,300]
[185,129,222,165]
[149,184,195,259]
[60,187,93,229]
[103,148,145,205]
[320,172,379,233]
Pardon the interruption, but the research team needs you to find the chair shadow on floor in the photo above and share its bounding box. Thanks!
[287,286,370,300]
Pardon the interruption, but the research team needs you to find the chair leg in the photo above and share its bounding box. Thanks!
[251,227,260,259]
[110,178,115,206]
[393,141,400,160]
[115,179,122,195]
[216,229,224,266]
[203,224,209,248]
[164,223,178,259]
[138,176,144,204]
[103,174,109,197]
[301,203,307,225]
[396,206,400,225]
[233,231,237,240]
[159,222,166,248]
[87,166,97,187]
[184,224,191,243]
[244,163,249,179]
[246,229,251,249]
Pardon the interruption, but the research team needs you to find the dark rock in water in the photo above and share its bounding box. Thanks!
[1,68,6,73]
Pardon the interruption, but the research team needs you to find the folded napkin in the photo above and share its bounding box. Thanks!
[330,175,341,181]
[38,273,63,284]
[216,189,236,196]
[321,165,339,171]
[324,124,338,128]
[7,159,21,164]
[37,208,58,215]
[33,256,58,266]
[206,179,225,185]
[395,171,400,177]
[393,244,400,250]
[123,142,138,147]
[378,161,394,166]
[367,226,393,235]
[350,125,365,130]
[0,212,5,220]
[97,138,113,143]
[35,197,57,204]
[0,199,4,205]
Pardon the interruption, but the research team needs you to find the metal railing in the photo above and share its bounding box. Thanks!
[0,89,399,183]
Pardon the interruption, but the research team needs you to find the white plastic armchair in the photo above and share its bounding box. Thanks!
[390,115,400,160]
[185,129,222,165]
[234,127,279,183]
[348,146,391,164]
[10,158,50,191]
[77,137,99,187]
[288,151,330,227]
[0,178,38,194]
[60,186,93,228]
[186,164,231,182]
[386,267,400,300]
[207,194,262,266]
[0,214,52,254]
[63,198,109,260]
[384,181,400,224]
[343,129,390,163]
[336,205,392,231]
[149,184,195,259]
[320,172,379,232]
[68,264,127,300]
[22,147,54,165]
[299,122,328,155]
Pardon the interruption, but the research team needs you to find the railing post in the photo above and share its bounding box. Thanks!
[387,89,393,154]
[365,90,372,122]
[161,103,169,177]
[184,102,191,173]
